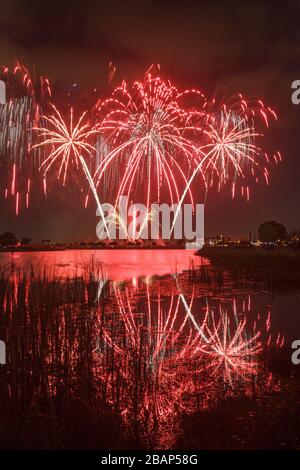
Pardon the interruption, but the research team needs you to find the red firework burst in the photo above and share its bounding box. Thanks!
[33,104,97,185]
[94,72,206,210]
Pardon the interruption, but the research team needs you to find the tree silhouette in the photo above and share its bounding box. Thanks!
[0,232,19,247]
[258,221,287,243]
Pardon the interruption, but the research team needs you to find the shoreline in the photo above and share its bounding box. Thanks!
[0,246,187,252]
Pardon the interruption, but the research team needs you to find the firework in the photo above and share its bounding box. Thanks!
[2,61,51,97]
[0,61,52,214]
[32,105,111,231]
[172,94,279,223]
[93,274,283,448]
[200,308,262,386]
[33,104,97,185]
[93,72,206,211]
[199,95,279,200]
[0,62,281,217]
[91,72,280,239]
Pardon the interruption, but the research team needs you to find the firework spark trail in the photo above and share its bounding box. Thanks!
[0,267,283,450]
[79,155,109,237]
[7,61,52,125]
[94,203,155,241]
[0,97,37,214]
[202,112,261,186]
[0,61,52,214]
[93,73,206,212]
[0,63,281,218]
[200,309,262,386]
[204,95,278,187]
[0,62,52,160]
[92,72,279,238]
[170,97,278,233]
[175,275,264,384]
[33,104,98,185]
[31,104,111,233]
[199,97,278,197]
[93,276,283,449]
[95,280,204,428]
[11,62,51,96]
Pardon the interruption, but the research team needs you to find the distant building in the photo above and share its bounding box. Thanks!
[204,235,232,247]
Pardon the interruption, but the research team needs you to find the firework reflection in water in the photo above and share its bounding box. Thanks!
[94,274,283,448]
[0,263,284,449]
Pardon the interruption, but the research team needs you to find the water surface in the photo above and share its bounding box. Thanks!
[0,248,299,449]
[0,249,202,281]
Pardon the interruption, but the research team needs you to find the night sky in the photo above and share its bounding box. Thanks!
[0,0,300,241]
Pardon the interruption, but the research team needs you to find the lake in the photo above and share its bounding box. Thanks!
[0,248,202,280]
[0,249,299,449]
